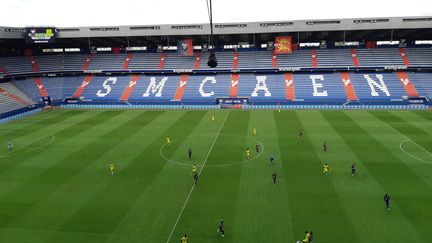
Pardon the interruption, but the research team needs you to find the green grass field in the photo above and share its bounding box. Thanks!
[0,109,431,243]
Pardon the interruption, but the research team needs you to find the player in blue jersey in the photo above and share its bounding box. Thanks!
[269,154,274,164]
[384,193,391,211]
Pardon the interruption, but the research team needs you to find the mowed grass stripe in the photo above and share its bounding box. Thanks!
[0,109,88,140]
[231,110,295,242]
[0,110,109,177]
[411,110,432,122]
[0,111,168,243]
[322,110,432,242]
[303,111,422,242]
[105,110,229,243]
[0,110,101,160]
[369,111,432,152]
[274,110,358,243]
[169,111,251,242]
[0,110,130,228]
[46,111,208,243]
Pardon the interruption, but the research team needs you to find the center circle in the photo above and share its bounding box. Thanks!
[160,133,265,167]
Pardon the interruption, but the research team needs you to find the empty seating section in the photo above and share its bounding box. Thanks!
[63,54,89,71]
[35,55,63,73]
[39,77,65,100]
[0,82,33,104]
[12,79,41,103]
[1,71,431,108]
[277,50,311,68]
[128,75,179,102]
[355,48,404,67]
[81,76,131,100]
[237,73,285,102]
[198,51,233,70]
[182,74,230,101]
[164,53,195,69]
[1,48,432,110]
[405,48,432,66]
[86,54,127,70]
[63,76,89,97]
[293,73,347,101]
[128,53,161,70]
[0,94,25,114]
[316,49,353,68]
[0,56,33,75]
[350,73,406,100]
[1,48,432,73]
[0,82,34,113]
[237,52,255,69]
[408,73,432,97]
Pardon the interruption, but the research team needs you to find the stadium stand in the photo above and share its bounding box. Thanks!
[0,82,34,114]
[1,48,432,74]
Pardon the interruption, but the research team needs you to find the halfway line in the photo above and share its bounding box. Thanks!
[165,110,230,243]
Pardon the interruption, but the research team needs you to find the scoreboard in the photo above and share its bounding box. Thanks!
[25,27,57,44]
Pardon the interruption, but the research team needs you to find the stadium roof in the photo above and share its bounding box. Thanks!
[1,0,432,27]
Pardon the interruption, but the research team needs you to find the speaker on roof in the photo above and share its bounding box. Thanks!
[207,50,217,68]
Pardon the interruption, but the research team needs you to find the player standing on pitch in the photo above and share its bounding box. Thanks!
[181,234,188,243]
[7,141,13,152]
[255,144,259,153]
[272,172,277,184]
[323,142,327,152]
[384,193,391,211]
[298,129,304,140]
[193,173,198,184]
[217,219,225,237]
[323,163,329,176]
[351,163,356,176]
[187,148,192,160]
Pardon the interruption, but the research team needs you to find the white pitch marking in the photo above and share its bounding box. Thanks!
[165,111,230,243]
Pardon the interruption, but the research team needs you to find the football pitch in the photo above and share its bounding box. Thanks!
[0,109,431,242]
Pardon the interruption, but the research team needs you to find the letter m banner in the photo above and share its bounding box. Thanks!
[275,36,292,54]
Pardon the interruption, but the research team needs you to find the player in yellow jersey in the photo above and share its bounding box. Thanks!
[166,136,171,146]
[109,162,115,175]
[246,148,250,159]
[211,115,215,121]
[181,234,188,243]
[299,230,312,243]
[323,163,329,176]
[192,164,198,175]
[252,128,257,136]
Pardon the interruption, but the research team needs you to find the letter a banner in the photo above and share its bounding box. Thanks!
[275,36,292,54]
[177,39,193,56]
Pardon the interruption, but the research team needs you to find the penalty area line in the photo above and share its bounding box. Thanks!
[165,111,230,243]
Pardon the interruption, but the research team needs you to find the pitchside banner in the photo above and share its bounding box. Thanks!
[275,36,292,54]
[177,39,193,56]
[25,27,57,44]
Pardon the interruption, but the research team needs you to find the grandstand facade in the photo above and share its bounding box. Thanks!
[0,17,431,119]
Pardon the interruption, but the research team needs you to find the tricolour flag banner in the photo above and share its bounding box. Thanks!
[275,36,292,54]
[177,39,193,56]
